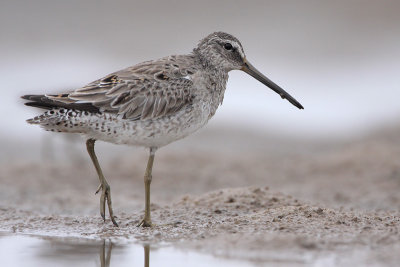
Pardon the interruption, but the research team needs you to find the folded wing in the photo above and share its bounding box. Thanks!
[24,55,198,121]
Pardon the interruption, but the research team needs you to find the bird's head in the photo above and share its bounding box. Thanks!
[194,32,304,109]
[194,32,246,71]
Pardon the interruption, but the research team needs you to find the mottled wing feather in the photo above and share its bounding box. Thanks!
[47,55,198,121]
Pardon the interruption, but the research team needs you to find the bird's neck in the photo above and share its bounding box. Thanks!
[195,69,229,118]
[209,70,228,117]
[191,51,229,116]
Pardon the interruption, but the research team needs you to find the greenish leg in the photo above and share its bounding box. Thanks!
[137,148,156,227]
[86,139,119,227]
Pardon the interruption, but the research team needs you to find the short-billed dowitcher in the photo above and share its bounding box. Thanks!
[22,32,303,227]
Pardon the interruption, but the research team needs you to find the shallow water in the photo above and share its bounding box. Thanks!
[0,234,255,267]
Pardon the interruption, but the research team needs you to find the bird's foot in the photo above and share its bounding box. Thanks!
[137,217,152,227]
[95,183,119,227]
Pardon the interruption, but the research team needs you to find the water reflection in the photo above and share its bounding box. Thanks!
[99,241,149,267]
[99,240,113,267]
[144,245,150,267]
[0,234,255,267]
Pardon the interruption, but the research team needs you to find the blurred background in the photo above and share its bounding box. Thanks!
[1,0,399,145]
[0,0,398,169]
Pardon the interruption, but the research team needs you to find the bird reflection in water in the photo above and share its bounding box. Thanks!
[99,240,150,267]
[144,244,150,267]
[99,240,112,267]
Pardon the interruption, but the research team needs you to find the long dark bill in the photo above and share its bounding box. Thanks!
[241,61,304,109]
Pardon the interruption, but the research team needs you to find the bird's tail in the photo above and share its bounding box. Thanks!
[21,94,100,128]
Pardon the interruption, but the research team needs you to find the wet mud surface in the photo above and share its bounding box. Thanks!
[1,127,400,265]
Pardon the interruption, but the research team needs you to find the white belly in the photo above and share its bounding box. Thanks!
[79,103,212,148]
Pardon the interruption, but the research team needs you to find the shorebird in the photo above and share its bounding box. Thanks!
[22,32,303,227]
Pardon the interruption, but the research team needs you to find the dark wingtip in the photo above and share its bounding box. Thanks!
[21,94,100,113]
[21,94,36,100]
[24,102,51,109]
[21,95,53,109]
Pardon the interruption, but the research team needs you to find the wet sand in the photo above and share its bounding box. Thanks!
[1,126,400,265]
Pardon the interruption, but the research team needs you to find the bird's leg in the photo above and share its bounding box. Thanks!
[86,139,119,227]
[138,148,156,227]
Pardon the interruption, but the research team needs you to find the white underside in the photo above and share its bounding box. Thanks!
[53,102,213,149]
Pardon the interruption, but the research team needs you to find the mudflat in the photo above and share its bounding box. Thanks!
[1,126,399,265]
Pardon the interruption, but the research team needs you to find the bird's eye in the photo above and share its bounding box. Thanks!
[224,43,233,50]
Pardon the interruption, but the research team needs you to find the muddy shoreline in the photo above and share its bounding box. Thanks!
[1,126,400,265]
